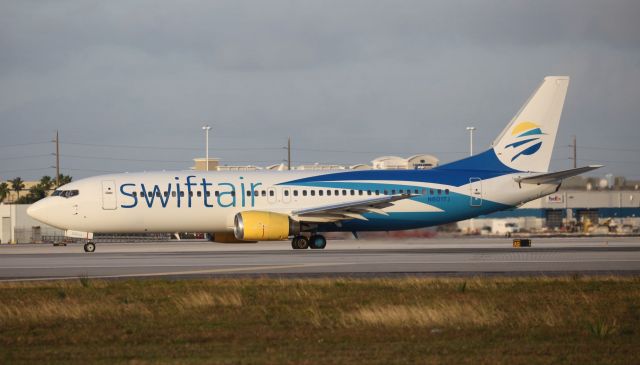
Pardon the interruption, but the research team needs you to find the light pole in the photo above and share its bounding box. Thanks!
[202,125,211,171]
[466,126,476,156]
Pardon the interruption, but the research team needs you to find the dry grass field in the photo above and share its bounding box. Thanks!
[1,276,639,364]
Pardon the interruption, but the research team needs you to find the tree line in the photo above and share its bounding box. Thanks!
[0,175,72,204]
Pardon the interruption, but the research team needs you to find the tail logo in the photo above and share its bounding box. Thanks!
[505,121,544,162]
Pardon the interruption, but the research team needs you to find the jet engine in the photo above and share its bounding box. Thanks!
[234,211,300,241]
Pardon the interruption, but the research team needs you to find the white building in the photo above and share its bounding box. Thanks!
[0,204,64,244]
[371,154,439,170]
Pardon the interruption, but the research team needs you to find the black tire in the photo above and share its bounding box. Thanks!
[84,242,96,253]
[309,235,327,249]
[291,236,309,249]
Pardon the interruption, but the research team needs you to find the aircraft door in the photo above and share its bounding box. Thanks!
[102,180,117,210]
[469,177,482,206]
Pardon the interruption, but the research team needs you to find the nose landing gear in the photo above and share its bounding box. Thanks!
[83,241,96,253]
[291,235,326,250]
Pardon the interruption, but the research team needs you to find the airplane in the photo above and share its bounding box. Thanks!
[28,76,601,253]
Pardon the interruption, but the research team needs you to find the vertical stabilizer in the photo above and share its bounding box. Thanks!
[492,76,569,172]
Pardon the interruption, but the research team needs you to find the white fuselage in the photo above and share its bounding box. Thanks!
[27,169,557,235]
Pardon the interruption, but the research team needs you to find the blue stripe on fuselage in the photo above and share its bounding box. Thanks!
[278,180,512,231]
[280,149,518,188]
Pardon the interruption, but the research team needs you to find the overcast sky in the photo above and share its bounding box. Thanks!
[1,0,639,181]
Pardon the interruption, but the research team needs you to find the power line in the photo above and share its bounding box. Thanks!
[577,158,640,165]
[0,167,52,174]
[577,146,640,152]
[61,154,191,163]
[0,141,51,149]
[61,141,283,152]
[0,154,52,161]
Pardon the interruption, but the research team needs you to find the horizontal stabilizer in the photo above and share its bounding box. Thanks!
[515,165,603,185]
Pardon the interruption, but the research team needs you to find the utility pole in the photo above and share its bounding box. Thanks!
[287,137,291,170]
[202,125,211,171]
[572,135,577,169]
[55,130,60,187]
[466,126,476,156]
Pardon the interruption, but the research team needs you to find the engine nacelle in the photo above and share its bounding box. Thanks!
[234,211,299,241]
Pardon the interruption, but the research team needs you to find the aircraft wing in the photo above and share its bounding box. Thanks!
[515,165,603,185]
[290,194,413,223]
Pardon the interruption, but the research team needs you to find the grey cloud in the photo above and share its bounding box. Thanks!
[0,0,639,179]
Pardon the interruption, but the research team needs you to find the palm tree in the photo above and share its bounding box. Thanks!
[10,177,25,199]
[28,184,47,202]
[56,174,73,186]
[0,182,9,203]
[40,176,53,191]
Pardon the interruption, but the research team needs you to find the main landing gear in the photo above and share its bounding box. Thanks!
[291,235,327,250]
[83,241,96,253]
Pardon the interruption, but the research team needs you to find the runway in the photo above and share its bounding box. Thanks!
[1,237,640,280]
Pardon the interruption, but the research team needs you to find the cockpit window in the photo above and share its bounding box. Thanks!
[53,189,79,198]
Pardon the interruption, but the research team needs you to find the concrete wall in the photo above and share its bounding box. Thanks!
[0,204,64,244]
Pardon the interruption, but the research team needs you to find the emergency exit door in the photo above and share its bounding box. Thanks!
[469,177,482,206]
[102,180,117,210]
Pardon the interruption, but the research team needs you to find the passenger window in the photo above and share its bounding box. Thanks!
[384,190,388,195]
[156,192,161,198]
[231,191,235,197]
[269,190,274,197]
[350,190,355,196]
[343,190,347,195]
[172,191,177,197]
[303,190,307,196]
[437,189,442,195]
[139,192,145,197]
[430,189,434,195]
[206,191,211,197]
[197,191,202,197]
[311,190,315,196]
[189,191,194,197]
[367,190,372,195]
[359,190,363,196]
[247,191,252,197]
[375,190,380,195]
[445,189,450,195]
[414,189,419,194]
[319,190,324,196]
[284,190,289,197]
[391,189,396,195]
[180,191,185,197]
[261,191,266,197]
[215,191,220,197]
[293,190,298,197]
[335,190,339,195]
[164,191,169,197]
[327,190,331,196]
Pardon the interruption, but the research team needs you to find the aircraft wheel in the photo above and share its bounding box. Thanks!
[291,236,309,249]
[309,235,327,249]
[84,242,96,253]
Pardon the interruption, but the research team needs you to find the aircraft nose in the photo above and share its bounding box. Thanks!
[27,199,51,224]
